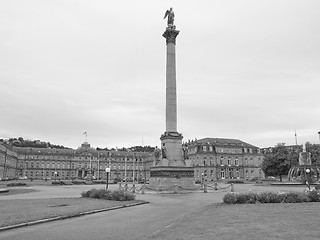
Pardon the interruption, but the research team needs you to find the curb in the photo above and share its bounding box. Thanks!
[0,201,149,232]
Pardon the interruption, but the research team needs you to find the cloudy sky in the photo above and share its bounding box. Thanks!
[0,0,319,149]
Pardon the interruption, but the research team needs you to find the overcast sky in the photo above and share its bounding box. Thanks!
[0,0,319,149]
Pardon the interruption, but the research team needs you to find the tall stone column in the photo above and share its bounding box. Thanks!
[149,11,194,191]
[163,29,179,132]
[160,28,184,167]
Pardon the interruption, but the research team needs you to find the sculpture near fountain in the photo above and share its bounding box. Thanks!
[288,143,320,184]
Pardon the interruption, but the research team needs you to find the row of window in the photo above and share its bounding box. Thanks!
[195,168,259,179]
[22,155,147,161]
[22,162,145,170]
[189,146,260,154]
[192,157,261,166]
[25,170,146,179]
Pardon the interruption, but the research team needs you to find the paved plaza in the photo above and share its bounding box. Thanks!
[0,183,313,240]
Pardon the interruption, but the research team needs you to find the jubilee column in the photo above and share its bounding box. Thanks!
[160,21,184,166]
[149,8,194,191]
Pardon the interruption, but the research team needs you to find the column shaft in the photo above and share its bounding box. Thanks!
[166,42,177,132]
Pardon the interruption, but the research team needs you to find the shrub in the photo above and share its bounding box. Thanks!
[223,191,320,205]
[227,180,244,184]
[256,192,274,203]
[88,188,100,198]
[93,180,106,184]
[307,190,320,202]
[52,181,62,185]
[235,192,257,204]
[81,188,135,201]
[282,192,310,203]
[108,190,135,201]
[60,180,73,185]
[72,180,86,185]
[81,190,90,197]
[256,192,284,203]
[315,185,320,190]
[223,193,237,204]
[7,182,27,187]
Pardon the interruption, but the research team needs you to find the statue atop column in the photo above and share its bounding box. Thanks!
[164,7,175,29]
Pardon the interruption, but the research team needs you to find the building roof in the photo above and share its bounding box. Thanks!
[191,138,259,149]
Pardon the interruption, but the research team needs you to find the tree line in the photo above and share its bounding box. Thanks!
[0,137,68,149]
[0,137,156,152]
[96,145,155,153]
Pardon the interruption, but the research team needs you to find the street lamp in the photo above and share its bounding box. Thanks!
[105,167,110,190]
[54,171,57,182]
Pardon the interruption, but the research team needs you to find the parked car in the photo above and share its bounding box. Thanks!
[19,176,28,180]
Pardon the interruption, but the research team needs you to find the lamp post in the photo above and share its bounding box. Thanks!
[54,171,57,182]
[97,152,100,180]
[124,154,127,182]
[133,153,135,183]
[318,131,320,144]
[105,167,110,190]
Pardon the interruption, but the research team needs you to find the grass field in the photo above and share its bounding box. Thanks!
[0,197,145,228]
[1,182,320,239]
[147,202,320,240]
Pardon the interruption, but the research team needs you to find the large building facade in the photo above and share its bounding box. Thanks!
[0,144,18,180]
[1,138,264,182]
[1,142,154,182]
[184,138,264,181]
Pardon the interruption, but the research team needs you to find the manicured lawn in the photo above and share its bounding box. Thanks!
[147,202,320,240]
[0,188,37,196]
[0,198,145,228]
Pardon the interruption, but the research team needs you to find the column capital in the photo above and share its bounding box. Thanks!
[162,28,180,44]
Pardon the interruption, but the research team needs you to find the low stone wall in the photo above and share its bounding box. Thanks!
[149,177,195,191]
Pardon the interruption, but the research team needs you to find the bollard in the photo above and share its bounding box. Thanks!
[132,184,135,193]
[231,183,234,192]
[204,183,207,193]
[174,184,178,194]
[214,182,218,191]
[141,184,145,194]
[125,183,128,192]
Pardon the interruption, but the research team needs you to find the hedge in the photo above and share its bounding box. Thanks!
[223,190,320,204]
[7,182,27,187]
[81,188,135,201]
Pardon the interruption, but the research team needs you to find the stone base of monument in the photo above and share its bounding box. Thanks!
[149,166,195,191]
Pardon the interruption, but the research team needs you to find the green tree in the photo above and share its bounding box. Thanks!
[262,143,291,182]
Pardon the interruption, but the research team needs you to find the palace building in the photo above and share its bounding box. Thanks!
[1,141,154,182]
[1,138,264,182]
[184,138,264,182]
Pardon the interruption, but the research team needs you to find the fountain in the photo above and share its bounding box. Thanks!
[288,143,320,184]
